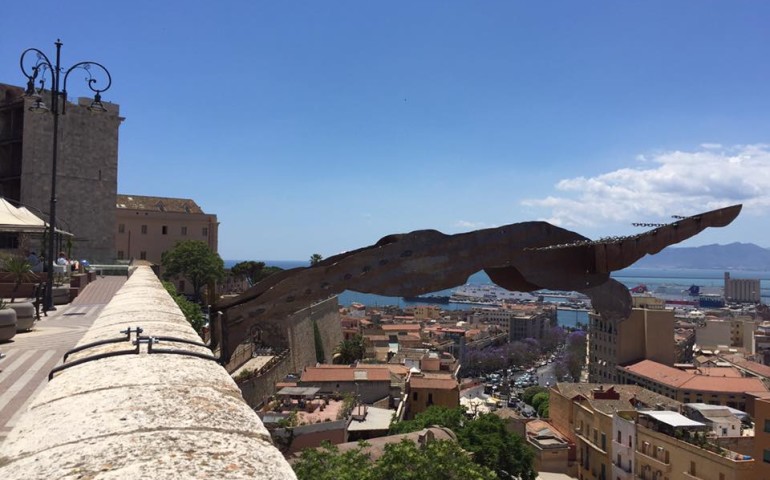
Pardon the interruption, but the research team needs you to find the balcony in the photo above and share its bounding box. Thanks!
[636,448,671,472]
[612,438,632,456]
[575,431,607,454]
[611,462,633,480]
[682,472,705,480]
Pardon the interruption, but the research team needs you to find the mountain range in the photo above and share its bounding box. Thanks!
[633,242,770,271]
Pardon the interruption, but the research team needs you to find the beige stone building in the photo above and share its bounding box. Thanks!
[549,383,756,480]
[589,295,675,383]
[0,83,122,262]
[115,194,218,287]
[617,359,768,412]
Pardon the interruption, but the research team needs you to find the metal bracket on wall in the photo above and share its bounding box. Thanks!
[49,327,219,381]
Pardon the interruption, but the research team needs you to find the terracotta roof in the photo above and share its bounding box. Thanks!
[409,374,459,390]
[721,354,770,379]
[300,366,391,383]
[116,194,205,214]
[554,383,680,414]
[331,427,457,461]
[621,360,769,394]
[381,324,421,332]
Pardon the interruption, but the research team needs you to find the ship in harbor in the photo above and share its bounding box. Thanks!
[402,294,451,304]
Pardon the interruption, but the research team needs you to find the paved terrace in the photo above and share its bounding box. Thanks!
[0,266,295,479]
[0,276,127,445]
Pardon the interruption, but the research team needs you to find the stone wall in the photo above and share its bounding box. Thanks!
[234,296,343,409]
[19,93,121,262]
[0,266,296,479]
[237,354,294,409]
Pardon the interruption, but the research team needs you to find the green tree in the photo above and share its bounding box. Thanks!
[456,414,536,480]
[333,334,365,364]
[230,261,284,286]
[310,253,323,266]
[161,240,224,302]
[293,439,496,480]
[388,407,536,480]
[313,319,326,363]
[388,406,466,435]
[531,391,550,418]
[293,442,374,480]
[521,386,547,406]
[371,439,497,480]
[162,281,205,334]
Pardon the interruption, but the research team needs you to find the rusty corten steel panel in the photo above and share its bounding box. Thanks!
[215,204,741,364]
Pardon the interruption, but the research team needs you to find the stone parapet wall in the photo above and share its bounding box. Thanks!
[0,266,296,479]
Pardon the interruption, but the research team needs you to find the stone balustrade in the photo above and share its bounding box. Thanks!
[0,266,296,479]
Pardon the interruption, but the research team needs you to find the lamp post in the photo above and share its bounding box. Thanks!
[19,39,112,311]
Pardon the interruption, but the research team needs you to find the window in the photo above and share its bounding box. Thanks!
[162,225,168,235]
[428,393,434,405]
[202,227,208,236]
[117,251,124,260]
[140,251,147,260]
[141,225,147,234]
[181,226,187,236]
[118,223,125,233]
[764,449,770,463]
[412,392,418,401]
[689,461,696,475]
[764,420,770,433]
[601,433,606,451]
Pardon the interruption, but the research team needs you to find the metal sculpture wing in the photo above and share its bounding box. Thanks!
[215,204,741,363]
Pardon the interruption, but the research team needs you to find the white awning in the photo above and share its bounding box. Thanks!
[0,198,72,236]
[642,410,706,428]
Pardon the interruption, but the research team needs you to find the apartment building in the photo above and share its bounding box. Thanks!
[549,383,756,480]
[589,295,675,383]
[549,383,680,480]
[115,194,218,262]
[617,359,768,412]
[0,83,122,262]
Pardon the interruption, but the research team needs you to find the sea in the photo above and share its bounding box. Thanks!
[224,260,770,329]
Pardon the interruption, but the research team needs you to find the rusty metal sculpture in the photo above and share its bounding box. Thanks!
[214,204,741,364]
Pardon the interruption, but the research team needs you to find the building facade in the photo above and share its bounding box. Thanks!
[724,272,761,303]
[115,194,218,267]
[0,83,122,262]
[589,297,675,383]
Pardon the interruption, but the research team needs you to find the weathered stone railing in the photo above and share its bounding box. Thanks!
[0,266,296,479]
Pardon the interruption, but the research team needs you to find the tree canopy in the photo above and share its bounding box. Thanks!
[293,439,496,480]
[333,334,366,364]
[310,253,323,266]
[230,260,283,286]
[161,240,225,302]
[388,406,536,480]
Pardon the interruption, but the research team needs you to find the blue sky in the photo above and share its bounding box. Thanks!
[3,1,770,261]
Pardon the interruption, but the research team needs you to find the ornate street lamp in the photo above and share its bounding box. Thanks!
[19,39,112,311]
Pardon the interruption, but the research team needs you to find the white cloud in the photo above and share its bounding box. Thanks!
[453,220,490,229]
[522,144,770,229]
[700,143,723,149]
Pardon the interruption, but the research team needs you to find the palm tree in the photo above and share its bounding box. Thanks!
[309,253,323,266]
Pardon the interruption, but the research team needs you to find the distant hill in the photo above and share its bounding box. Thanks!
[632,242,770,271]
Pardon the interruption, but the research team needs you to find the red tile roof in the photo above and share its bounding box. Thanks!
[409,374,459,390]
[621,360,768,394]
[301,366,391,383]
[381,324,421,332]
